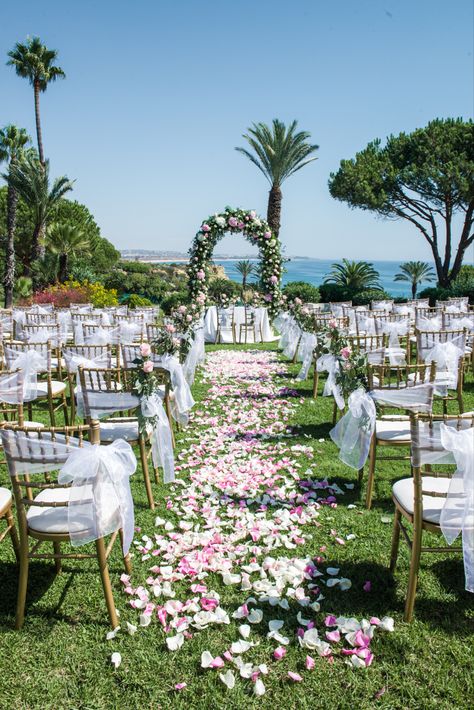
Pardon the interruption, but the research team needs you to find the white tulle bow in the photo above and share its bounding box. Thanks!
[59,438,136,553]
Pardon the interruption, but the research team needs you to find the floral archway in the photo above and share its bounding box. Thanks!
[187,207,283,317]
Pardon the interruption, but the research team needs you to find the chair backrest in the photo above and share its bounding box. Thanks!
[22,324,62,346]
[82,324,120,344]
[217,307,234,326]
[415,329,467,362]
[1,423,98,521]
[0,370,25,424]
[367,361,436,390]
[374,314,411,336]
[410,413,474,469]
[146,323,164,342]
[330,301,352,316]
[314,315,349,331]
[348,334,387,353]
[442,311,474,331]
[25,313,57,325]
[63,344,112,372]
[78,366,137,420]
[70,303,93,312]
[114,313,145,325]
[4,341,52,373]
[371,300,393,312]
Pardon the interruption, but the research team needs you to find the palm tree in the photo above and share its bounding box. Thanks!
[7,36,65,164]
[324,259,382,291]
[394,261,436,299]
[4,153,74,276]
[235,119,318,238]
[46,223,91,282]
[235,260,255,294]
[0,125,31,307]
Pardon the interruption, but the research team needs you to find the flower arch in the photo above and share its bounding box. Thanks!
[187,207,282,317]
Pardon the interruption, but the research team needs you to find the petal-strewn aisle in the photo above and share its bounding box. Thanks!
[122,349,393,692]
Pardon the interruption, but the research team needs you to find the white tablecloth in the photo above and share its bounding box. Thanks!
[204,306,274,343]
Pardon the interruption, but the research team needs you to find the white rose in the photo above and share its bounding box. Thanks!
[215,216,226,228]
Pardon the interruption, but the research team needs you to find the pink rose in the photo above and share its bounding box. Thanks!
[143,360,154,373]
[294,298,302,306]
[165,323,176,333]
[328,319,337,329]
[172,337,181,349]
[228,217,238,228]
[270,275,278,284]
[139,343,151,357]
[340,346,352,359]
[264,231,271,239]
[196,270,205,281]
[201,223,210,232]
[249,210,256,219]
[237,221,245,229]
[186,314,192,322]
[264,294,272,302]
[178,305,187,313]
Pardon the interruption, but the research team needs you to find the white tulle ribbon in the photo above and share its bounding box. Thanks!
[63,350,111,417]
[140,394,175,483]
[423,340,465,395]
[183,327,205,385]
[416,316,442,331]
[330,389,376,469]
[297,333,317,381]
[377,320,409,365]
[119,322,143,342]
[283,321,302,360]
[154,354,195,425]
[0,370,26,405]
[356,315,375,335]
[58,438,136,553]
[438,425,474,593]
[5,348,47,401]
[317,354,345,410]
[330,383,434,470]
[84,326,120,345]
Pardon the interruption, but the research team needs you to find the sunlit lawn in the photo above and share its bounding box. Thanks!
[0,341,472,709]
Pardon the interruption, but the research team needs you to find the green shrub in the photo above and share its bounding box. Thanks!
[418,286,453,305]
[318,283,351,303]
[207,278,239,302]
[451,265,474,303]
[126,294,154,308]
[352,289,392,306]
[120,260,153,274]
[160,290,189,314]
[282,281,320,303]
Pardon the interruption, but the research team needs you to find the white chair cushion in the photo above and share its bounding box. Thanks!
[27,485,118,535]
[0,487,12,512]
[99,419,139,442]
[375,419,411,442]
[36,380,67,397]
[392,475,462,526]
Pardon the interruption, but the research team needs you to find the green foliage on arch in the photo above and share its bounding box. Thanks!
[187,207,282,317]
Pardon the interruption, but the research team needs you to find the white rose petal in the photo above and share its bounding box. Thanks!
[239,624,251,639]
[111,652,121,668]
[166,633,184,651]
[219,670,236,689]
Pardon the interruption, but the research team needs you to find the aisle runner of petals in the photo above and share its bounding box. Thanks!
[118,350,394,691]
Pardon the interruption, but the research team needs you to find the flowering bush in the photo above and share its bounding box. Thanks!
[30,280,118,308]
[187,207,282,317]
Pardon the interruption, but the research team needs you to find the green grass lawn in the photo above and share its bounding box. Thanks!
[0,342,473,710]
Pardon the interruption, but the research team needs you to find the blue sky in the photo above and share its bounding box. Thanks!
[1,0,473,260]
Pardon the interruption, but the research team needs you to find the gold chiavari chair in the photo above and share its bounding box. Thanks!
[4,342,69,426]
[239,306,261,344]
[390,412,474,621]
[364,362,436,509]
[1,421,131,629]
[215,307,236,344]
[415,328,467,413]
[63,344,113,421]
[78,366,156,509]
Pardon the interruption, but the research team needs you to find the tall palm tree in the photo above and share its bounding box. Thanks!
[46,222,91,282]
[394,261,436,299]
[0,125,31,307]
[4,153,74,276]
[235,119,318,238]
[324,259,382,291]
[235,260,255,294]
[7,36,65,164]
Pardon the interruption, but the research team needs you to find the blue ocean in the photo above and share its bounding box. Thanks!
[213,258,427,298]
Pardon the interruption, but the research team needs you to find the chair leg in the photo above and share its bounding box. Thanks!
[165,397,176,449]
[139,436,155,510]
[357,466,364,485]
[53,542,62,573]
[404,521,423,622]
[312,367,319,398]
[119,529,132,575]
[365,435,377,509]
[5,506,20,562]
[95,537,119,629]
[61,393,69,425]
[15,547,29,629]
[47,395,56,427]
[389,508,401,573]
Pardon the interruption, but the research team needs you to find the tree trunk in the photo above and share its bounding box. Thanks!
[3,184,18,308]
[267,184,282,238]
[34,80,45,165]
[59,253,68,282]
[411,283,417,299]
